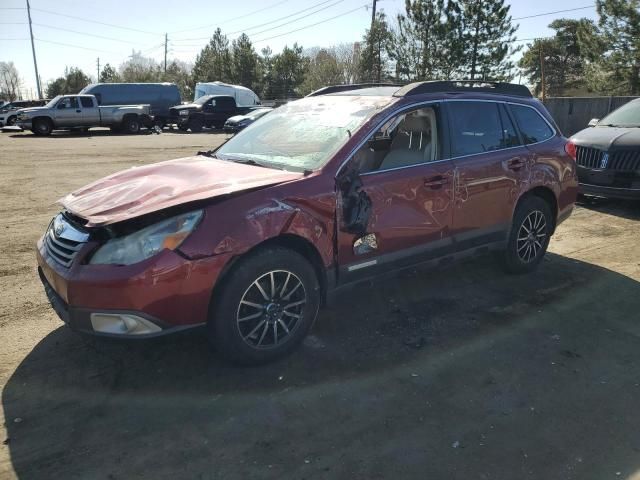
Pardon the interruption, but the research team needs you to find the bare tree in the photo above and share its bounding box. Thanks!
[0,62,22,101]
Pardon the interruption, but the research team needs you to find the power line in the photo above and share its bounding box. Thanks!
[33,22,141,44]
[0,37,29,40]
[0,7,25,10]
[30,7,159,35]
[238,0,345,38]
[172,0,338,42]
[171,0,290,34]
[512,5,595,21]
[253,4,368,43]
[34,37,121,54]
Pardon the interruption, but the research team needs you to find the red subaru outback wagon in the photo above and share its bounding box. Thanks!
[37,81,578,364]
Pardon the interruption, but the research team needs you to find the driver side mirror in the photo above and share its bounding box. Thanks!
[588,118,599,127]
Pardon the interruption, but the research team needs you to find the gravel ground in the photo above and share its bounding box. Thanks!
[1,128,639,480]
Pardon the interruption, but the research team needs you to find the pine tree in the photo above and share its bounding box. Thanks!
[519,19,596,96]
[99,64,120,83]
[460,0,519,81]
[391,0,464,82]
[192,28,233,83]
[589,0,640,95]
[231,33,259,91]
[270,44,308,99]
[358,12,393,82]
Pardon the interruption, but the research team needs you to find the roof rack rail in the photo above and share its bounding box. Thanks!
[394,80,532,98]
[306,83,404,97]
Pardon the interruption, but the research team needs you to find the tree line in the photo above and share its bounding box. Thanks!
[19,0,640,102]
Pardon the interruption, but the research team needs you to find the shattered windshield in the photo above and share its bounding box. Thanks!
[215,95,393,171]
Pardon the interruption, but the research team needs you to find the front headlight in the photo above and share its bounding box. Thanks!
[90,210,203,265]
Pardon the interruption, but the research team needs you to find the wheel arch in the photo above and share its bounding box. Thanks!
[208,233,329,317]
[517,186,559,233]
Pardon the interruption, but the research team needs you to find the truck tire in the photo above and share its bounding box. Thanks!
[122,116,141,134]
[189,118,203,133]
[33,118,52,136]
[177,124,189,132]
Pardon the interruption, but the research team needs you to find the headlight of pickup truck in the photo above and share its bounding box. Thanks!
[90,210,203,265]
[179,110,189,116]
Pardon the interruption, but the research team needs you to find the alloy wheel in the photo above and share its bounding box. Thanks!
[516,210,547,263]
[236,270,307,349]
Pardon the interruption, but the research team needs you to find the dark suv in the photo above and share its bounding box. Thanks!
[37,81,578,364]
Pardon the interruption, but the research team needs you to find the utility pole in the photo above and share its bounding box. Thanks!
[369,0,377,82]
[96,57,100,82]
[26,0,42,99]
[164,33,168,74]
[539,42,546,102]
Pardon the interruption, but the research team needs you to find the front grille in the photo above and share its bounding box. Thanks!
[576,146,640,172]
[43,214,89,268]
[608,150,640,171]
[576,146,605,169]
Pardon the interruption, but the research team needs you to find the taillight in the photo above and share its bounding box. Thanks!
[565,140,577,161]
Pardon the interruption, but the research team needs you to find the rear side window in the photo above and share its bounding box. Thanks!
[448,102,506,156]
[80,97,93,108]
[510,104,554,144]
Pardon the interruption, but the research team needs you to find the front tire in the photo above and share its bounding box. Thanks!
[189,118,203,133]
[503,196,553,274]
[208,247,321,365]
[33,118,52,136]
[6,115,17,126]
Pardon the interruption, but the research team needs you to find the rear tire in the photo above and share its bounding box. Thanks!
[33,118,52,136]
[503,196,553,274]
[208,247,321,365]
[122,116,140,134]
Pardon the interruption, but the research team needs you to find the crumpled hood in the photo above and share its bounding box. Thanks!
[59,156,303,227]
[571,126,640,151]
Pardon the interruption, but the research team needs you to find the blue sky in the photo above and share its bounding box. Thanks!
[1,0,598,97]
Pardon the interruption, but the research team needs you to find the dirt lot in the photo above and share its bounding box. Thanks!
[0,128,639,480]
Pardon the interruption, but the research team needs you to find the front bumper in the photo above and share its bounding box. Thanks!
[579,183,640,200]
[37,235,231,337]
[577,167,640,199]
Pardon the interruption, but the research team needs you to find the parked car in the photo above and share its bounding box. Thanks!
[16,94,153,135]
[36,81,577,365]
[194,81,260,105]
[567,98,640,199]
[223,107,272,133]
[169,95,257,132]
[0,99,48,127]
[79,82,181,127]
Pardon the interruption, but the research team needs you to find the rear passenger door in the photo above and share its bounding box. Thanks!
[79,96,100,126]
[446,100,530,246]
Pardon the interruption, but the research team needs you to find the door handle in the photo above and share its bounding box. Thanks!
[505,157,526,171]
[424,175,448,189]
[76,109,81,113]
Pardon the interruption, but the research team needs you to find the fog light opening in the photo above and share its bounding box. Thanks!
[90,313,162,335]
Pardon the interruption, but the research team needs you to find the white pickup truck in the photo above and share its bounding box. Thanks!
[15,94,153,135]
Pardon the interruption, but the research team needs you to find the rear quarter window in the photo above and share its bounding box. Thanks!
[510,104,554,144]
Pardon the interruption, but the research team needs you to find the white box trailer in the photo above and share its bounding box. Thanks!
[194,82,260,106]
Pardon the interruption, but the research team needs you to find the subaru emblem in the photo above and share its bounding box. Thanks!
[599,152,609,169]
[54,222,65,237]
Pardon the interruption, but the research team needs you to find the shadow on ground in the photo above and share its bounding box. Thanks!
[577,195,640,220]
[7,129,228,139]
[4,253,640,479]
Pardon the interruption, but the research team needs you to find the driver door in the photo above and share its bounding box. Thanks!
[336,103,455,283]
[54,96,82,127]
